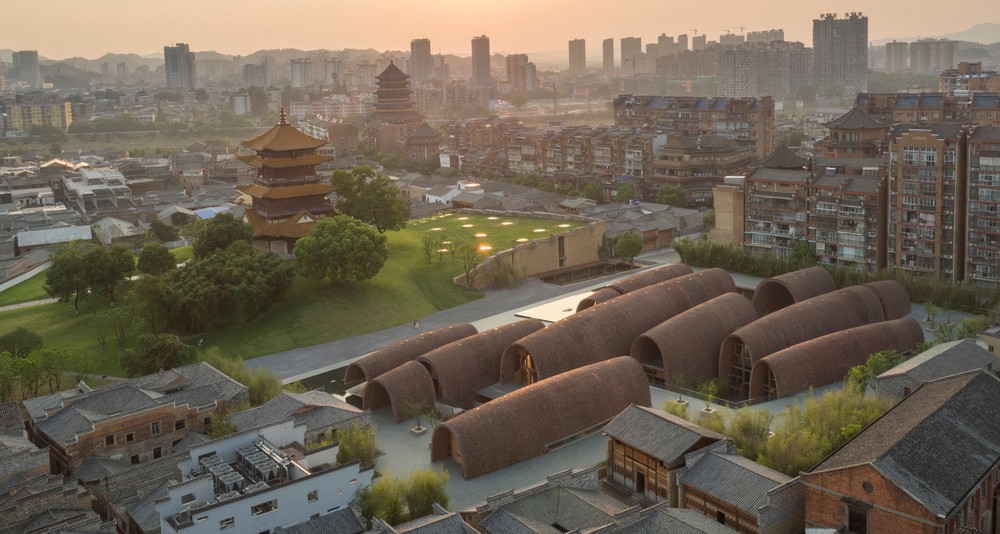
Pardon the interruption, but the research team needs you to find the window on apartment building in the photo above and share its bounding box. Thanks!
[151,422,160,435]
[847,504,868,534]
[220,517,235,530]
[175,420,185,431]
[251,499,278,516]
[126,433,134,442]
[105,435,115,446]
[307,490,318,502]
[153,447,162,459]
[131,455,139,465]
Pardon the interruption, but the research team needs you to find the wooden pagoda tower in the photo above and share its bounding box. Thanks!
[237,108,334,254]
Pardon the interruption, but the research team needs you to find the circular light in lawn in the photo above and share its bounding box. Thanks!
[458,217,468,220]
[558,224,571,228]
[516,238,529,242]
[436,248,449,253]
[430,227,442,231]
[533,228,546,232]
[475,233,487,237]
[462,224,474,228]
[501,221,514,225]
[479,245,493,251]
[487,216,499,220]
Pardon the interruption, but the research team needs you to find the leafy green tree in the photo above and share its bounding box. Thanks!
[200,348,285,406]
[16,356,43,398]
[358,475,406,526]
[404,468,450,517]
[789,240,816,269]
[294,215,388,284]
[149,219,180,243]
[663,399,687,419]
[331,167,410,232]
[582,183,601,202]
[615,231,643,265]
[846,350,906,393]
[335,424,377,467]
[0,353,17,402]
[165,241,294,333]
[45,241,91,312]
[85,245,135,304]
[656,185,686,206]
[421,234,438,265]
[0,327,43,358]
[702,209,716,228]
[924,302,938,326]
[727,408,772,461]
[120,333,194,377]
[458,242,484,289]
[137,243,177,276]
[192,214,253,259]
[36,348,66,392]
[614,185,635,203]
[64,351,91,383]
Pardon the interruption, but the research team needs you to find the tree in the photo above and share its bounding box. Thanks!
[138,243,177,276]
[335,424,377,467]
[789,240,815,269]
[404,468,450,517]
[294,215,388,284]
[924,302,939,326]
[727,408,772,461]
[582,183,601,202]
[149,219,180,243]
[0,352,17,402]
[0,327,42,358]
[421,234,438,266]
[846,350,907,393]
[16,356,43,398]
[86,245,135,304]
[192,214,253,259]
[615,231,643,266]
[36,348,66,392]
[200,348,286,406]
[358,475,406,526]
[45,241,90,312]
[120,333,194,377]
[702,209,716,228]
[656,185,686,206]
[164,241,294,334]
[458,242,484,289]
[402,401,429,431]
[331,166,410,233]
[615,185,635,203]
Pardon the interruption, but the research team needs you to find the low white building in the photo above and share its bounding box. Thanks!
[156,419,373,534]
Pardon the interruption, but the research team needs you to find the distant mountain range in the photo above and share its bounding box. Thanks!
[873,22,1000,45]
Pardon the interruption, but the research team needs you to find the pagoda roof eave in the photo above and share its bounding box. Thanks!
[237,153,334,169]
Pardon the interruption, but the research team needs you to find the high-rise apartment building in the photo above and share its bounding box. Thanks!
[888,124,967,281]
[909,39,958,75]
[677,34,689,52]
[163,43,196,90]
[242,62,269,88]
[813,12,868,93]
[621,37,643,75]
[965,126,1000,284]
[506,54,530,91]
[471,35,492,90]
[692,35,708,51]
[569,39,586,76]
[746,29,785,44]
[12,50,43,87]
[885,41,908,73]
[603,38,615,73]
[324,58,342,87]
[410,38,432,84]
[290,58,313,88]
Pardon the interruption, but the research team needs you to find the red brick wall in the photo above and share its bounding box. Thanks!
[803,465,940,533]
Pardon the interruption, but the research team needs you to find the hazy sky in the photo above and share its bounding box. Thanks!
[5,0,997,59]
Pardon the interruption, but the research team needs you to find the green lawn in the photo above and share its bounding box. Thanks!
[0,213,586,373]
[170,245,193,264]
[0,270,49,307]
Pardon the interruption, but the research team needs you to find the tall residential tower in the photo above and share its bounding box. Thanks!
[164,43,196,90]
[569,39,586,76]
[813,12,868,93]
[471,35,492,90]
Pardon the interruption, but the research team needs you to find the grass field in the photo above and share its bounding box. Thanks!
[0,245,196,308]
[0,214,583,374]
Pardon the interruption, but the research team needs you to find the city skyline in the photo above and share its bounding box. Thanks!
[3,0,997,60]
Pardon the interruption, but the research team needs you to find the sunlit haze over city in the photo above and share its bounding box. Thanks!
[4,0,996,59]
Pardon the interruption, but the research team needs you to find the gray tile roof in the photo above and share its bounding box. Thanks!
[229,390,365,434]
[681,452,790,517]
[759,146,808,169]
[814,370,1000,517]
[617,506,740,534]
[395,511,478,534]
[604,405,725,467]
[75,457,127,483]
[0,402,22,435]
[273,507,363,534]
[127,480,170,532]
[34,362,246,446]
[480,486,620,534]
[748,168,810,184]
[878,339,995,382]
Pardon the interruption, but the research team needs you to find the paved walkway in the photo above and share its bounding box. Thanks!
[0,298,58,313]
[249,249,683,382]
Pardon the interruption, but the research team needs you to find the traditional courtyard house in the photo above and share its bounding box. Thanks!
[680,449,803,534]
[237,108,335,254]
[24,362,247,475]
[229,390,372,446]
[603,404,725,505]
[802,370,1000,534]
[874,338,998,399]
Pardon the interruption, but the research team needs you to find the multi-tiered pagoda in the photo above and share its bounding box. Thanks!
[237,108,334,254]
[370,60,441,167]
